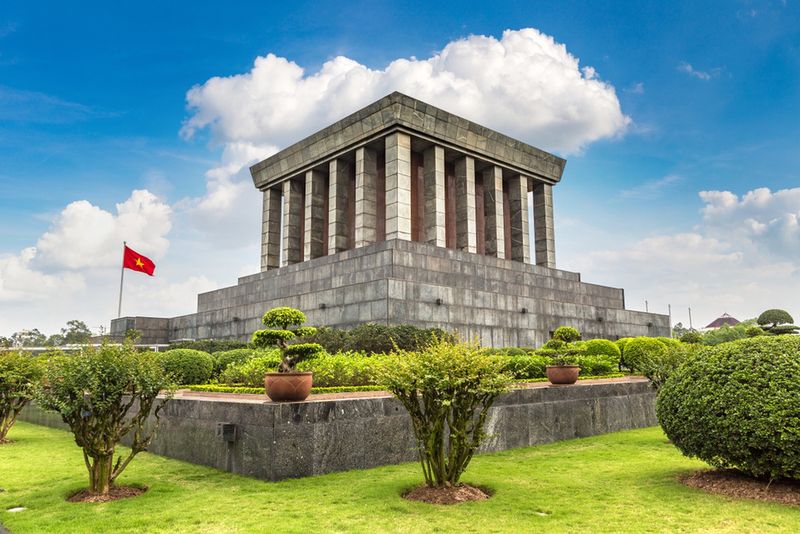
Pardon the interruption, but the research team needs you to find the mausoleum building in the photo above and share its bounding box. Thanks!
[111,93,669,346]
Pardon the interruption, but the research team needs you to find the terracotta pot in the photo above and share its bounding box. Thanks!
[264,372,313,402]
[546,365,580,385]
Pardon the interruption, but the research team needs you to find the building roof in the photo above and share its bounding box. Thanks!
[704,313,740,329]
[249,92,566,190]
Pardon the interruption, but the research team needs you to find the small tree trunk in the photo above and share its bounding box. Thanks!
[89,454,115,495]
[0,408,20,442]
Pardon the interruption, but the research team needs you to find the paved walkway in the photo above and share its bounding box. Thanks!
[175,376,649,404]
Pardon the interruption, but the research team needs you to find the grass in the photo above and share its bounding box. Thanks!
[1,423,798,533]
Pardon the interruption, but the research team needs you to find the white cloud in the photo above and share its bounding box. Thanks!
[183,28,629,156]
[625,82,645,94]
[677,62,721,81]
[0,247,85,302]
[35,189,172,269]
[568,186,800,327]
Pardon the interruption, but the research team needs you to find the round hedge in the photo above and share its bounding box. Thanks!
[584,339,621,360]
[657,336,800,480]
[159,349,214,385]
[212,349,258,376]
[552,326,581,343]
[622,338,667,373]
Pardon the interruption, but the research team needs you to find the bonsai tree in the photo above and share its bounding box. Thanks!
[552,326,581,343]
[35,343,174,496]
[0,351,43,443]
[251,307,323,372]
[757,309,799,336]
[380,338,513,488]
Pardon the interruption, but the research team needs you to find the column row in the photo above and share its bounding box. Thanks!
[260,134,555,270]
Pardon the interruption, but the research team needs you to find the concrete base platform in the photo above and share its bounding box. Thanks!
[111,240,669,347]
[20,378,657,482]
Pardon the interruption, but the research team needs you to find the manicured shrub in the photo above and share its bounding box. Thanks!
[158,349,214,385]
[573,355,617,376]
[297,353,385,387]
[212,348,258,376]
[637,343,697,389]
[306,324,454,354]
[504,355,550,379]
[657,336,800,480]
[219,351,282,387]
[621,338,667,373]
[380,339,513,487]
[745,325,765,337]
[656,337,681,348]
[552,326,581,343]
[251,307,323,372]
[616,337,635,356]
[35,344,173,495]
[169,339,248,353]
[1,351,43,443]
[679,331,703,344]
[542,339,565,350]
[583,339,621,360]
[757,309,794,330]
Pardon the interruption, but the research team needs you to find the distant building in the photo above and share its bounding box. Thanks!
[703,313,740,331]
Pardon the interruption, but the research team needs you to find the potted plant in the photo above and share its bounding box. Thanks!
[251,307,323,402]
[545,354,581,385]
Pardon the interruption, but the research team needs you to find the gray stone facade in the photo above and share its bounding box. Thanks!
[111,240,669,347]
[21,379,657,481]
[110,93,669,346]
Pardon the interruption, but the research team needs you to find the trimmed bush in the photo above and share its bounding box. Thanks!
[159,349,214,385]
[616,337,635,356]
[297,353,385,387]
[219,352,282,387]
[380,339,513,487]
[657,336,800,480]
[212,349,258,376]
[745,325,765,337]
[637,343,697,389]
[552,326,581,343]
[573,355,617,376]
[504,355,550,379]
[169,339,247,353]
[306,324,454,354]
[679,331,703,344]
[1,351,43,442]
[622,338,667,373]
[656,337,681,348]
[252,307,322,372]
[583,339,621,360]
[757,309,794,330]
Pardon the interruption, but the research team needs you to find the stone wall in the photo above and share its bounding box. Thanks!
[111,240,669,347]
[20,379,657,482]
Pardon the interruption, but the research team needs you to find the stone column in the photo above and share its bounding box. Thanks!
[482,166,505,259]
[384,132,412,241]
[282,178,304,266]
[532,181,556,268]
[454,156,477,253]
[328,159,350,254]
[304,169,326,261]
[507,174,530,263]
[423,145,446,247]
[354,147,378,247]
[260,187,282,271]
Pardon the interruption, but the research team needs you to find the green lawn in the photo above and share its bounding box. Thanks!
[1,423,798,533]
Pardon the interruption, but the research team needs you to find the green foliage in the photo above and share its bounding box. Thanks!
[61,319,92,344]
[306,323,454,354]
[169,339,248,353]
[757,309,794,329]
[679,331,703,344]
[297,353,386,387]
[542,338,566,350]
[745,325,766,337]
[636,343,697,389]
[185,384,388,395]
[657,336,800,480]
[503,355,550,379]
[622,338,667,373]
[124,328,142,344]
[158,349,214,385]
[212,349,258,376]
[262,307,307,329]
[700,323,750,346]
[616,337,634,356]
[10,328,47,347]
[34,344,174,495]
[552,326,581,343]
[573,355,617,376]
[251,329,295,347]
[770,324,800,335]
[0,351,43,442]
[219,352,283,387]
[656,337,681,348]
[380,339,513,487]
[583,339,622,360]
[283,343,324,358]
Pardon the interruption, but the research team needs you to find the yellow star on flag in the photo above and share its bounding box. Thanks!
[135,257,145,268]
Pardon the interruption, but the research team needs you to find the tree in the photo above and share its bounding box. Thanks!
[757,309,799,336]
[35,344,174,495]
[251,307,323,372]
[45,334,65,347]
[62,319,93,344]
[672,322,690,338]
[0,352,43,443]
[11,329,47,347]
[380,339,513,487]
[0,337,12,349]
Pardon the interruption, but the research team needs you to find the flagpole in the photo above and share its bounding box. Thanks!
[118,241,126,318]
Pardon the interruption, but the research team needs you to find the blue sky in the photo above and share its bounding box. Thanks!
[1,0,799,335]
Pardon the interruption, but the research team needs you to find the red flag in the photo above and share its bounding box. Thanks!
[123,245,156,276]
